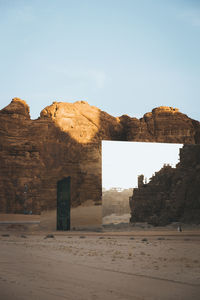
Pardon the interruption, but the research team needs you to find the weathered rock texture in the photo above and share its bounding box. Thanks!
[0,99,200,214]
[129,145,200,225]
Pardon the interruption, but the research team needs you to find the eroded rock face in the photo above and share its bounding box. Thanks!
[0,98,199,214]
[120,106,200,143]
[0,98,30,119]
[129,145,200,225]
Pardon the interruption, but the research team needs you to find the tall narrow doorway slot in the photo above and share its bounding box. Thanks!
[57,177,71,230]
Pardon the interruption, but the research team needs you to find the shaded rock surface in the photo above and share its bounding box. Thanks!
[0,98,200,214]
[130,145,200,225]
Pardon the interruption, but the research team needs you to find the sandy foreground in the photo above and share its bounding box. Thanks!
[0,230,200,300]
[0,213,200,300]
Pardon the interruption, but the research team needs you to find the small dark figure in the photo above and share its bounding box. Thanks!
[177,225,182,232]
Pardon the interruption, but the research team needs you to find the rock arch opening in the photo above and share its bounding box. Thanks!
[102,141,183,227]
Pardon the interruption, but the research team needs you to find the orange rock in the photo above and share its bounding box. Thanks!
[0,98,199,214]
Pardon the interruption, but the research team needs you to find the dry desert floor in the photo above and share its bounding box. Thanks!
[0,230,200,300]
[0,213,200,300]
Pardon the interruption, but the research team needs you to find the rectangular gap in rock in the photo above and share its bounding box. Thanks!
[102,141,183,227]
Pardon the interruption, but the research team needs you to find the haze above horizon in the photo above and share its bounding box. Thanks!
[0,0,200,121]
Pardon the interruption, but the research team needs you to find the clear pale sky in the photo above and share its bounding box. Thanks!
[102,141,183,189]
[0,0,199,120]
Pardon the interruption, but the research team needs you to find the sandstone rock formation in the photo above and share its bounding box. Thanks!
[129,145,200,225]
[119,106,200,143]
[0,98,200,214]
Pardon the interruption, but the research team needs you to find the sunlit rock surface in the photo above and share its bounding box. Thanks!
[0,98,199,214]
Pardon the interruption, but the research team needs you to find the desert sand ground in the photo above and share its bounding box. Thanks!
[0,214,200,300]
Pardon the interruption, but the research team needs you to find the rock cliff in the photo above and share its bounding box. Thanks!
[129,145,200,225]
[0,98,200,214]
